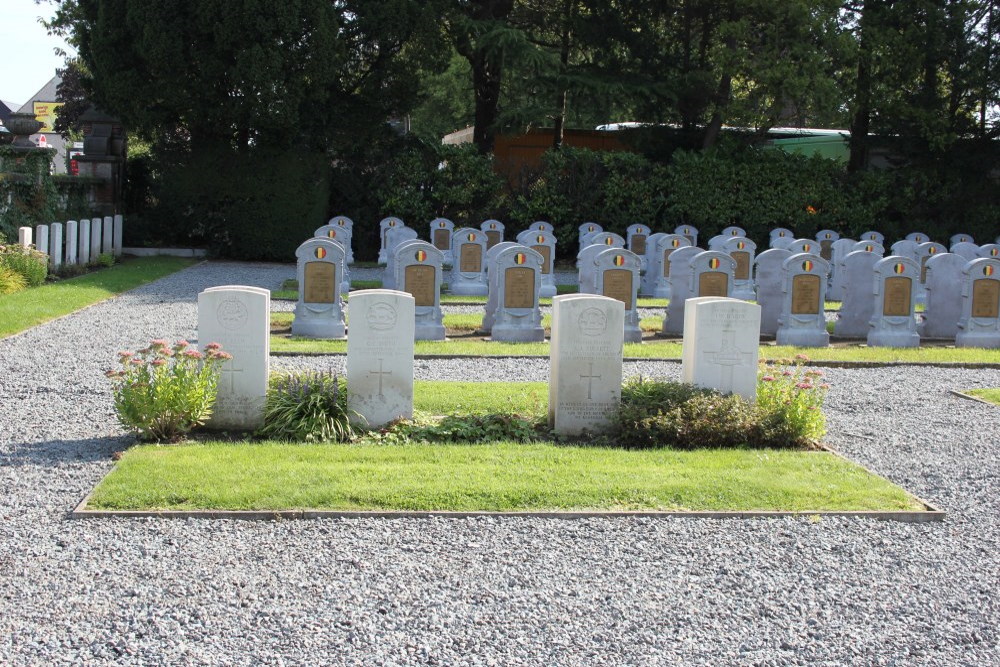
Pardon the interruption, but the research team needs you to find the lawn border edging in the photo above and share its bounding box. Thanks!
[948,389,1000,407]
[68,443,945,523]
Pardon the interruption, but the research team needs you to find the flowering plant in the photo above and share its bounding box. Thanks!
[106,339,232,442]
[757,354,829,445]
[805,205,817,215]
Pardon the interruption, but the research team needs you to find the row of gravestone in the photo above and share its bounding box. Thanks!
[16,216,124,268]
[198,285,763,434]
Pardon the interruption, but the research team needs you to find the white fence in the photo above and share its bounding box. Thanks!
[17,215,123,269]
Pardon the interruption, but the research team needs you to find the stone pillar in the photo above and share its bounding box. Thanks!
[90,217,101,259]
[18,227,32,250]
[50,223,63,269]
[102,216,113,255]
[65,221,78,265]
[79,219,91,264]
[35,224,49,257]
[113,214,123,256]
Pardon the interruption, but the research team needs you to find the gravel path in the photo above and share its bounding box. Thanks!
[1,261,998,665]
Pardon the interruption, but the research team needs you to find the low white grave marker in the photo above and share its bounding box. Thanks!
[681,297,761,400]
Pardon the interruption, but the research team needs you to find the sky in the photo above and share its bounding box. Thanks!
[0,0,75,109]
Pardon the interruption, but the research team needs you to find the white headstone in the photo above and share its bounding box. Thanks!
[346,289,415,426]
[675,224,698,247]
[753,248,793,336]
[35,224,49,258]
[79,219,91,264]
[578,222,603,251]
[867,256,920,348]
[383,227,419,289]
[65,220,78,265]
[576,244,608,295]
[291,238,346,339]
[651,235,692,299]
[529,220,554,233]
[638,232,668,296]
[786,239,820,256]
[626,223,650,263]
[833,249,881,337]
[18,226,32,249]
[314,222,354,269]
[113,214,124,256]
[979,244,1000,260]
[481,219,505,249]
[594,247,642,343]
[956,258,1000,348]
[548,294,625,435]
[50,222,63,269]
[490,245,545,342]
[827,238,857,301]
[327,215,355,263]
[395,241,446,340]
[449,228,489,296]
[583,231,625,249]
[950,241,981,262]
[950,233,974,246]
[89,217,101,259]
[721,236,756,300]
[430,217,456,264]
[721,225,746,238]
[815,229,840,262]
[776,254,830,347]
[920,252,967,339]
[102,216,113,255]
[660,246,704,335]
[517,229,557,298]
[860,230,885,245]
[769,227,794,246]
[905,232,929,244]
[197,286,270,429]
[377,217,404,264]
[681,297,761,400]
[481,241,520,332]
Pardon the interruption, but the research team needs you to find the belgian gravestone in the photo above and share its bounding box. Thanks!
[638,232,667,296]
[490,246,545,342]
[675,224,699,247]
[430,218,456,264]
[776,254,830,347]
[905,232,929,244]
[346,289,415,426]
[518,229,557,298]
[377,216,404,264]
[786,239,819,256]
[920,252,967,339]
[771,236,794,250]
[579,222,603,251]
[529,220,554,233]
[860,230,885,245]
[584,231,626,249]
[317,216,354,264]
[851,241,884,256]
[915,241,947,304]
[816,229,839,261]
[827,238,857,301]
[383,227,419,289]
[395,241,445,340]
[79,219,91,264]
[722,236,756,300]
[770,228,794,247]
[754,248,793,336]
[481,242,520,332]
[868,257,920,348]
[198,286,270,429]
[291,238,346,339]
[548,294,625,435]
[663,250,734,335]
[65,220,78,265]
[576,244,609,295]
[313,224,351,293]
[889,240,919,261]
[481,219,505,249]
[707,235,727,251]
[951,233,974,246]
[659,246,703,335]
[721,225,746,238]
[950,242,981,262]
[594,248,643,343]
[833,249,882,338]
[980,244,1000,259]
[626,224,650,260]
[646,234,701,299]
[956,258,1000,348]
[449,228,489,296]
[681,297,761,400]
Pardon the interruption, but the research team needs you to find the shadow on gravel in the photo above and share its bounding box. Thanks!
[1,435,133,467]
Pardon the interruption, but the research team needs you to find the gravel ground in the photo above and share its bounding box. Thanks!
[1,261,998,665]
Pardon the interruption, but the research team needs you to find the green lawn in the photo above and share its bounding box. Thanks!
[964,388,1000,405]
[414,380,547,414]
[86,441,925,512]
[0,257,196,338]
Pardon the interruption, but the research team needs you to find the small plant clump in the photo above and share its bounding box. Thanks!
[0,266,27,295]
[611,356,829,450]
[106,340,232,442]
[0,244,48,287]
[94,252,116,268]
[390,412,544,444]
[258,371,356,442]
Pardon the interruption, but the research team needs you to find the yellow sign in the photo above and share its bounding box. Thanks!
[33,101,63,133]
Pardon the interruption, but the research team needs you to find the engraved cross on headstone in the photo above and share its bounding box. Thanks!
[368,358,392,399]
[702,332,749,390]
[580,362,602,400]
[219,358,244,393]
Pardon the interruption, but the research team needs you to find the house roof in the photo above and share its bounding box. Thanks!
[16,75,61,112]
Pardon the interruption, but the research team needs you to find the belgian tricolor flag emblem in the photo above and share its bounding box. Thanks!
[537,235,546,244]
[865,245,874,252]
[613,255,625,266]
[929,246,938,254]
[825,233,832,239]
[708,257,720,269]
[893,263,906,274]
[389,220,396,227]
[315,247,327,259]
[605,237,613,245]
[991,248,999,257]
[737,241,745,250]
[439,221,447,228]
[588,225,594,232]
[468,233,477,242]
[985,265,995,277]
[802,260,813,272]
[514,253,527,264]
[779,231,786,237]
[803,243,812,252]
[327,230,336,238]
[490,223,496,229]
[415,250,427,262]
[671,239,681,248]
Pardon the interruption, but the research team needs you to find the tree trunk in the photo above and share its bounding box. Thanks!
[701,69,731,149]
[470,51,504,154]
[849,0,873,173]
[552,0,574,150]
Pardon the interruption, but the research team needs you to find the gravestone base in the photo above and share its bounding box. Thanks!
[291,310,346,339]
[731,283,755,301]
[415,320,446,341]
[450,281,489,296]
[867,326,920,348]
[492,319,545,342]
[539,283,558,298]
[624,322,643,343]
[776,326,829,348]
[956,330,1000,348]
[653,283,671,299]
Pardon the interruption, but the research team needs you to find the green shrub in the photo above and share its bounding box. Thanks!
[258,371,355,442]
[94,252,116,268]
[756,356,828,445]
[106,340,231,442]
[0,266,27,295]
[402,412,543,443]
[0,244,48,286]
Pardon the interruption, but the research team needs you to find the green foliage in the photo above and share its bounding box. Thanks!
[94,252,116,268]
[611,371,828,450]
[394,412,543,444]
[258,371,355,443]
[0,244,49,287]
[0,267,27,295]
[107,340,231,442]
[0,148,60,239]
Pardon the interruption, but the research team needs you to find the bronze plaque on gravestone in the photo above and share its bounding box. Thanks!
[820,240,833,261]
[732,251,750,280]
[698,271,728,297]
[459,243,482,273]
[662,249,675,277]
[603,269,634,310]
[485,231,501,249]
[971,279,1000,318]
[303,262,336,304]
[791,274,822,315]
[404,264,436,307]
[631,235,647,256]
[882,276,912,316]
[433,229,450,251]
[531,245,552,274]
[504,267,535,309]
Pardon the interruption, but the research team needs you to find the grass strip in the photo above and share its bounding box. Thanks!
[0,257,196,338]
[413,380,547,415]
[963,388,1000,405]
[87,441,925,513]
